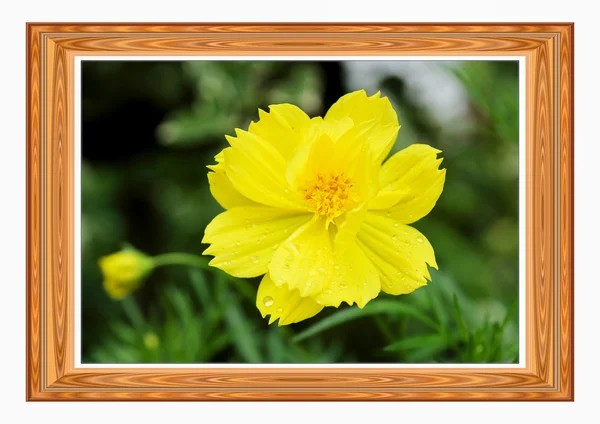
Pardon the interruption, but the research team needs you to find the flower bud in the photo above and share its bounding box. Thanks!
[98,250,154,299]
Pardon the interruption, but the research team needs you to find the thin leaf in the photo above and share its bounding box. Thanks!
[452,293,468,340]
[293,300,438,342]
[216,273,262,363]
[384,333,445,352]
[406,340,448,362]
[189,269,212,311]
[427,287,449,329]
[120,297,146,332]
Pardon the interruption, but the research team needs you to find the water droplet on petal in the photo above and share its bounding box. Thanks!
[325,289,333,294]
[334,265,341,270]
[276,307,283,313]
[391,234,398,242]
[250,256,259,264]
[318,267,327,274]
[417,236,423,243]
[340,283,347,289]
[236,242,241,246]
[394,223,399,227]
[263,296,274,307]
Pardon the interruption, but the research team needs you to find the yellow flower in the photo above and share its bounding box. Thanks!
[99,250,154,299]
[203,90,446,325]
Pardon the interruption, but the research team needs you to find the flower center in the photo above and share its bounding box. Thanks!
[301,173,355,223]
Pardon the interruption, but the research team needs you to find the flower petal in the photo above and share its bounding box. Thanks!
[248,104,312,159]
[324,90,399,162]
[203,206,312,278]
[286,120,380,205]
[223,129,307,210]
[370,144,446,224]
[269,216,334,297]
[313,239,381,308]
[207,149,258,209]
[257,273,324,326]
[357,212,437,295]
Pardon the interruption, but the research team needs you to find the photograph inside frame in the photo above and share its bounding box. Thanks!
[80,59,520,365]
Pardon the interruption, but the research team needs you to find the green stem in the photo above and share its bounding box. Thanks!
[152,252,256,303]
[152,252,211,271]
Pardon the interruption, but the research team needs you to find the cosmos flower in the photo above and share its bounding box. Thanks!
[203,90,446,325]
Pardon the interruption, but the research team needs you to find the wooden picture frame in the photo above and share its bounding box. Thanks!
[26,23,574,401]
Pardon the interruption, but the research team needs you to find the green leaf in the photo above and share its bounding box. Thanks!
[427,287,449,329]
[216,274,262,363]
[189,269,212,311]
[120,297,146,332]
[266,330,287,363]
[452,293,468,340]
[109,322,139,345]
[293,300,438,343]
[384,333,445,352]
[405,341,448,362]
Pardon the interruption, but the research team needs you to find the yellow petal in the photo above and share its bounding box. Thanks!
[357,212,437,295]
[248,104,312,159]
[256,273,324,326]
[324,89,399,162]
[203,206,312,278]
[207,148,257,209]
[332,204,367,250]
[370,144,446,224]
[320,116,354,141]
[223,129,307,210]
[269,216,334,297]
[286,121,380,209]
[313,239,381,308]
[286,131,337,191]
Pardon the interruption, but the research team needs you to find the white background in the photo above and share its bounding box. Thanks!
[2,1,595,421]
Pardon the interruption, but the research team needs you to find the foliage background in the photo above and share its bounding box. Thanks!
[81,60,519,364]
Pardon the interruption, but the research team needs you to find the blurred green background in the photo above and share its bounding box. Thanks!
[81,60,520,364]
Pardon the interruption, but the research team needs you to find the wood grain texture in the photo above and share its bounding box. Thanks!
[25,23,574,401]
[26,22,41,401]
[53,35,548,55]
